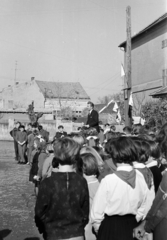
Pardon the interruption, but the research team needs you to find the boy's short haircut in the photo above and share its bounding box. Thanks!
[110,125,116,131]
[87,101,94,108]
[58,125,64,129]
[38,125,43,131]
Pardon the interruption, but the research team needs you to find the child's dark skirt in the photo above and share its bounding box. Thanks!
[97,214,138,240]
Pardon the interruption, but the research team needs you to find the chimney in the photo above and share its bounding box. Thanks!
[31,77,35,81]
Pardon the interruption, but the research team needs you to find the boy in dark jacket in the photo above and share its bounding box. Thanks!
[10,121,21,161]
[16,125,27,164]
[54,125,67,139]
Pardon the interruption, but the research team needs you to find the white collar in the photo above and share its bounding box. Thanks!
[117,165,133,172]
[83,174,98,183]
[104,129,110,134]
[133,162,146,169]
[147,160,158,168]
[87,136,98,140]
[58,165,75,172]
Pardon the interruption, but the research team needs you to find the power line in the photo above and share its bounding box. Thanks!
[94,72,120,89]
[90,73,121,97]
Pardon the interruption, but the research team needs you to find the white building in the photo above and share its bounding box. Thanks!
[0,78,90,118]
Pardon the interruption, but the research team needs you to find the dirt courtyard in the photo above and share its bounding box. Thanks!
[0,141,43,240]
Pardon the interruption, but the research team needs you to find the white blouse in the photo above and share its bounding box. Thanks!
[91,165,148,232]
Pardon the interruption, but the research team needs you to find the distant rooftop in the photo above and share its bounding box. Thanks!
[150,86,167,98]
[119,12,167,48]
[36,80,90,100]
[95,101,117,114]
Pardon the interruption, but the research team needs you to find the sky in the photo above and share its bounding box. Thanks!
[0,0,166,103]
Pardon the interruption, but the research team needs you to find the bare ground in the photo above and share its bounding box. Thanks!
[0,141,43,240]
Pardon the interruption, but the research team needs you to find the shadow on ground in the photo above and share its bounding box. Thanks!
[0,229,12,240]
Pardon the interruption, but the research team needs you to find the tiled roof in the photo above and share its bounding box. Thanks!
[95,102,116,114]
[119,12,167,48]
[150,86,167,97]
[94,104,106,112]
[36,80,90,100]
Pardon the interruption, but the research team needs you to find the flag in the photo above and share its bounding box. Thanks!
[113,101,121,123]
[121,64,125,77]
[128,92,133,118]
[99,99,114,113]
[113,101,119,112]
[129,92,133,106]
[116,109,121,123]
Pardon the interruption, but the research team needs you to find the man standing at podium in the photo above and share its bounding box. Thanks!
[85,101,99,133]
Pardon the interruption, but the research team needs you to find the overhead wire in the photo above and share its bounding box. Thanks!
[83,72,120,91]
[89,72,121,97]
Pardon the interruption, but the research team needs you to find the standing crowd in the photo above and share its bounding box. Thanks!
[10,103,167,240]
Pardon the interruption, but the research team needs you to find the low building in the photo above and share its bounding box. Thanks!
[95,102,117,124]
[119,13,167,114]
[0,78,90,118]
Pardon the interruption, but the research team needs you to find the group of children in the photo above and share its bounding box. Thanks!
[28,121,167,240]
[10,121,49,164]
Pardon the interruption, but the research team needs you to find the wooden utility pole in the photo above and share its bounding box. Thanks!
[124,6,132,127]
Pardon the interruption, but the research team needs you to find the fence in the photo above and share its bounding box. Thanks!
[0,119,83,141]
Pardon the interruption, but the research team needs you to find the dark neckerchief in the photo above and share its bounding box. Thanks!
[115,169,136,189]
[136,168,152,189]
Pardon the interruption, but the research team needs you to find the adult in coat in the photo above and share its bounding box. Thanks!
[85,101,99,133]
[10,121,21,161]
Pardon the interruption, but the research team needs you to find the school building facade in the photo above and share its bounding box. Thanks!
[119,13,167,115]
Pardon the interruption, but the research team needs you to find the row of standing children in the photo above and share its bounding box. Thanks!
[10,121,49,164]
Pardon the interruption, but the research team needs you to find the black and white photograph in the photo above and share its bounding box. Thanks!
[0,0,166,239]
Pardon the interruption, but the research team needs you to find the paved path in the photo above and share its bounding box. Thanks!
[0,141,43,240]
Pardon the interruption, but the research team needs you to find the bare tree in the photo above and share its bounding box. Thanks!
[133,92,146,116]
[27,101,43,125]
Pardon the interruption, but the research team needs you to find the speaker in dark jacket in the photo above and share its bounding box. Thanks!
[86,109,100,133]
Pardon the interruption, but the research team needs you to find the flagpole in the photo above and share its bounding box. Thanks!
[124,6,132,127]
